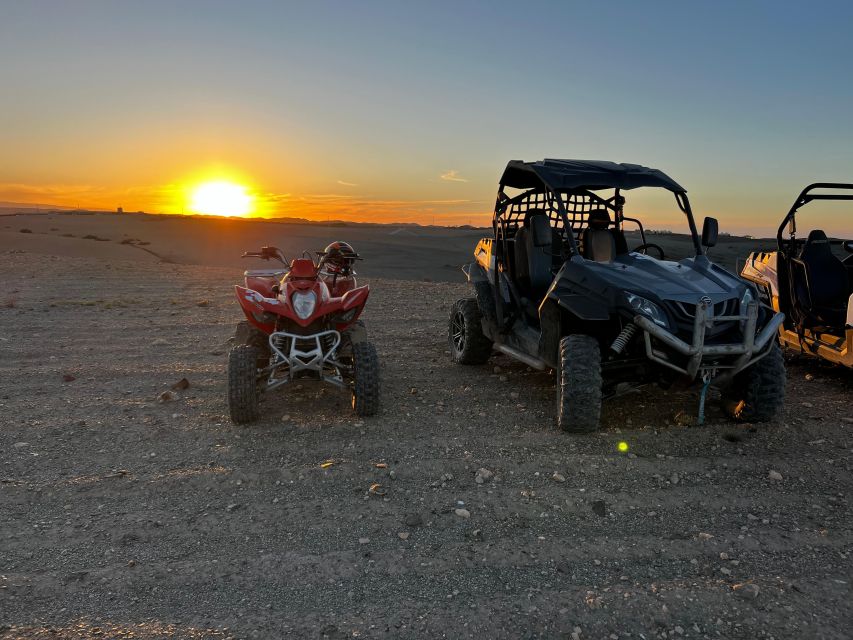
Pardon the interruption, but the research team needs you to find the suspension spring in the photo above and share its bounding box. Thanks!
[610,322,638,354]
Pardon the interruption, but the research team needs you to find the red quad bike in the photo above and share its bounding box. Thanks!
[228,242,380,424]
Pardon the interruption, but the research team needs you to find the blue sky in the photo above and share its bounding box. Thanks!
[1,1,851,233]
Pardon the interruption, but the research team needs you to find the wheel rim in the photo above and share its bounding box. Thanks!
[451,311,466,353]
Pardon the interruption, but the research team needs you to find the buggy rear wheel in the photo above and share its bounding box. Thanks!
[351,341,380,416]
[449,298,492,365]
[722,342,785,422]
[228,344,261,424]
[556,335,602,433]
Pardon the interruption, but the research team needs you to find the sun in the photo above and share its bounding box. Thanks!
[190,180,253,217]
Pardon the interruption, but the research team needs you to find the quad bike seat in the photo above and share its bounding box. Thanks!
[581,210,617,263]
[794,229,848,329]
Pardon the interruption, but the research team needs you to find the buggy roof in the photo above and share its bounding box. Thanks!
[500,159,685,193]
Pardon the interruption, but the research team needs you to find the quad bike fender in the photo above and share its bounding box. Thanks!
[234,285,278,333]
[340,284,369,310]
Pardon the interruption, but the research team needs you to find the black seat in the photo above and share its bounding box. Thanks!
[581,210,616,263]
[795,229,848,328]
[514,211,561,298]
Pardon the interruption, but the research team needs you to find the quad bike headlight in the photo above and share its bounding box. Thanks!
[625,292,669,329]
[291,290,317,320]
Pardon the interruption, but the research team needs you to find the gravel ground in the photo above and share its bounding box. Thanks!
[1,252,851,639]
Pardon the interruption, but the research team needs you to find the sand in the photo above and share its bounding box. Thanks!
[0,214,850,639]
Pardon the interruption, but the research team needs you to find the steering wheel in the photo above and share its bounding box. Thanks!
[633,243,666,259]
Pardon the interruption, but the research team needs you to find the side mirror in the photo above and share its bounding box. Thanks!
[701,217,719,248]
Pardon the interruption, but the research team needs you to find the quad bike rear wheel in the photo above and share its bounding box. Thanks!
[722,343,785,422]
[449,298,492,365]
[351,341,380,416]
[556,335,602,433]
[228,344,261,424]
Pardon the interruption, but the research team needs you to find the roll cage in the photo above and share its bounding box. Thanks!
[493,159,704,262]
[776,182,853,258]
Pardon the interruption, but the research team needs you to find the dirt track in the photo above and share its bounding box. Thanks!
[1,252,852,639]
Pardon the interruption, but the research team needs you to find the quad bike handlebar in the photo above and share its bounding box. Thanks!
[241,246,289,266]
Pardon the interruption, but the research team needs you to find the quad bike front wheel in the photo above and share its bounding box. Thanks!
[351,341,380,416]
[556,335,602,433]
[228,344,261,424]
[449,298,492,365]
[721,343,785,422]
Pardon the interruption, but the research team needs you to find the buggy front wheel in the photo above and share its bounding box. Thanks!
[556,335,602,433]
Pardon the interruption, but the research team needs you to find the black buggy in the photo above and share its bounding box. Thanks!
[450,159,786,432]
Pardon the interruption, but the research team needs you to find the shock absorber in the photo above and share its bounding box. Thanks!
[610,322,638,354]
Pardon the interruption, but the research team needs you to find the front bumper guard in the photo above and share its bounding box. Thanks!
[263,330,345,390]
[633,301,784,382]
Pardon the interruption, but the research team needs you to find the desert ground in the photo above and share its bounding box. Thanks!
[1,213,851,639]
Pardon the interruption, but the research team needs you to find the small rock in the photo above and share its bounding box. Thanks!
[152,338,170,346]
[670,473,680,485]
[552,472,566,483]
[720,567,732,575]
[281,414,291,422]
[158,390,175,402]
[734,583,760,599]
[698,532,714,540]
[474,467,494,484]
[197,300,210,307]
[226,503,240,512]
[493,365,502,374]
[171,377,190,391]
[499,375,508,382]
[804,373,815,381]
[801,401,813,408]
[62,374,76,382]
[397,532,409,540]
[720,552,730,560]
[768,470,783,481]
[454,508,471,519]
[13,442,29,450]
[410,387,418,395]
[556,560,571,574]
[358,537,370,545]
[404,513,423,527]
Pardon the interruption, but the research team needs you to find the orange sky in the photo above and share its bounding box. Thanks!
[2,3,851,236]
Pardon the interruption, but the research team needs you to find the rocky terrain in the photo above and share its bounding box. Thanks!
[1,250,851,639]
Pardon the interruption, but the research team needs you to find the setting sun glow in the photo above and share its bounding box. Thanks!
[190,181,253,217]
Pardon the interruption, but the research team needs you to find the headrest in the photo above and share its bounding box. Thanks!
[587,209,611,230]
[524,208,547,226]
[806,229,829,244]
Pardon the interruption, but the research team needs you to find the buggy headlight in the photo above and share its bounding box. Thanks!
[625,292,668,328]
[291,291,317,320]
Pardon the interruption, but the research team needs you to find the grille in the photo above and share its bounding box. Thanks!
[663,298,739,339]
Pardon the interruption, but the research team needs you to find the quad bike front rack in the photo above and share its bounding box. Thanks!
[264,330,345,390]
